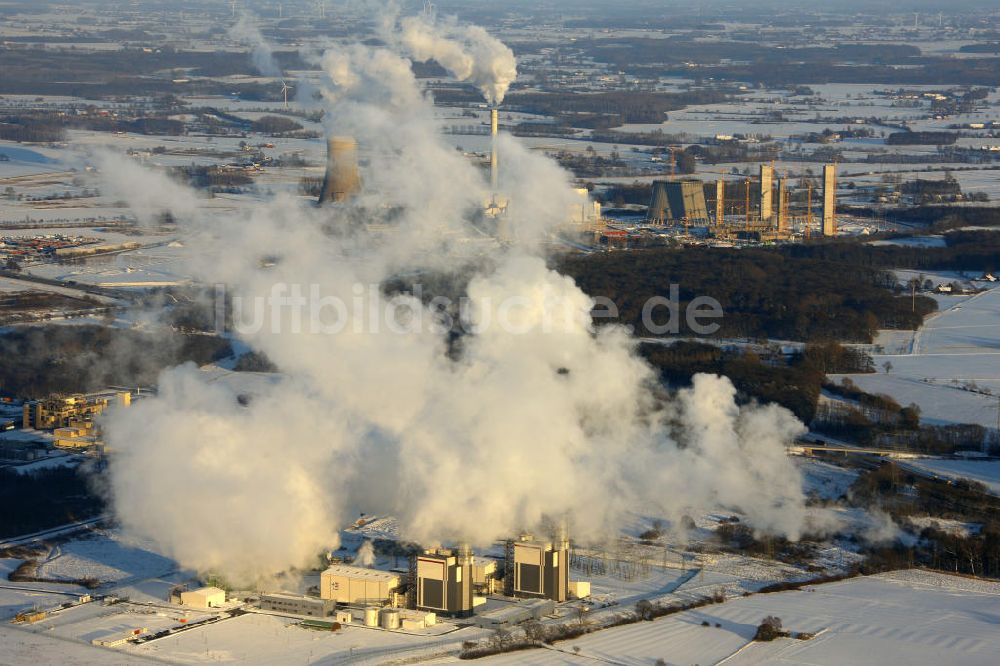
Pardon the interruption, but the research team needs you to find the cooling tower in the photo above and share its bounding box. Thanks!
[318,136,361,204]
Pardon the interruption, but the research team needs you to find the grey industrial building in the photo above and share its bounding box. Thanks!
[648,180,709,224]
[259,593,336,617]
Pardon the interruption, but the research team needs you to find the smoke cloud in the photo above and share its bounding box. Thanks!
[356,540,376,567]
[386,12,518,105]
[99,15,812,584]
[229,14,281,78]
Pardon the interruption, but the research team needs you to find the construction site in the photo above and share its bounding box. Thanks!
[597,162,845,247]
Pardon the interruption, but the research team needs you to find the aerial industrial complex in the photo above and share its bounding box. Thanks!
[2,1,1000,664]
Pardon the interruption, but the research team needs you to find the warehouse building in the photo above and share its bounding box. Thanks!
[259,593,335,617]
[320,565,400,606]
[180,586,226,609]
[473,598,555,628]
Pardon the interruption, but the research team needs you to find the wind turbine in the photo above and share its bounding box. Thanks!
[280,80,290,109]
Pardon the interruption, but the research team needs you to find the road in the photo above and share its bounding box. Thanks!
[0,515,107,550]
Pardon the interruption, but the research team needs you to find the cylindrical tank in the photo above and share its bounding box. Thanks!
[364,607,379,627]
[380,608,400,630]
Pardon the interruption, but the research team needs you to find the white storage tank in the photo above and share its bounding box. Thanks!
[381,608,400,630]
[364,607,379,627]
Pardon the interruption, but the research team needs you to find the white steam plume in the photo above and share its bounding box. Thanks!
[355,540,376,567]
[99,19,812,584]
[386,12,518,106]
[229,14,281,78]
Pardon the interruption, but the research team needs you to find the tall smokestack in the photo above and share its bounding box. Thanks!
[318,136,361,204]
[822,164,836,236]
[759,164,774,222]
[490,107,499,193]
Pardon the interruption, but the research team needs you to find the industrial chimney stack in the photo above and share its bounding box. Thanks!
[318,136,361,204]
[490,107,499,193]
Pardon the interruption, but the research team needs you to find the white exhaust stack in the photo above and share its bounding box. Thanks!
[490,107,499,193]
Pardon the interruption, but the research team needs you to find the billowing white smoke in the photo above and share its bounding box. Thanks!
[388,13,517,105]
[100,17,812,584]
[229,14,281,78]
[355,540,376,567]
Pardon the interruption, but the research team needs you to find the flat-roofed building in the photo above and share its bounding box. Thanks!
[320,565,400,605]
[259,593,335,617]
[180,586,225,609]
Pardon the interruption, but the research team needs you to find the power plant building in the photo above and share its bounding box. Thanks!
[320,565,400,606]
[411,547,474,617]
[318,136,361,204]
[504,535,570,603]
[648,180,709,224]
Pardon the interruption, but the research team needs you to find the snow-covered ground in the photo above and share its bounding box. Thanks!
[902,459,1000,495]
[123,610,489,665]
[797,459,860,501]
[833,282,1000,430]
[481,570,1000,666]
[33,530,176,585]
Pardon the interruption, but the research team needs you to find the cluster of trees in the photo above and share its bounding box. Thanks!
[900,177,962,200]
[641,342,825,422]
[505,90,731,128]
[784,227,1000,273]
[687,141,781,164]
[886,131,958,146]
[0,120,64,142]
[0,467,104,538]
[877,205,1000,231]
[640,341,872,423]
[852,464,1000,578]
[3,110,185,138]
[250,115,304,135]
[560,247,934,343]
[177,166,253,190]
[0,325,231,398]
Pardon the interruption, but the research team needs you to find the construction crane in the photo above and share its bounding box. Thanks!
[744,178,751,231]
[805,181,812,240]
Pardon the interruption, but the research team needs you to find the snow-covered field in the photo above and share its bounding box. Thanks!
[903,459,1000,495]
[33,530,176,585]
[833,282,1000,430]
[124,610,489,665]
[797,459,860,501]
[482,571,1000,666]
